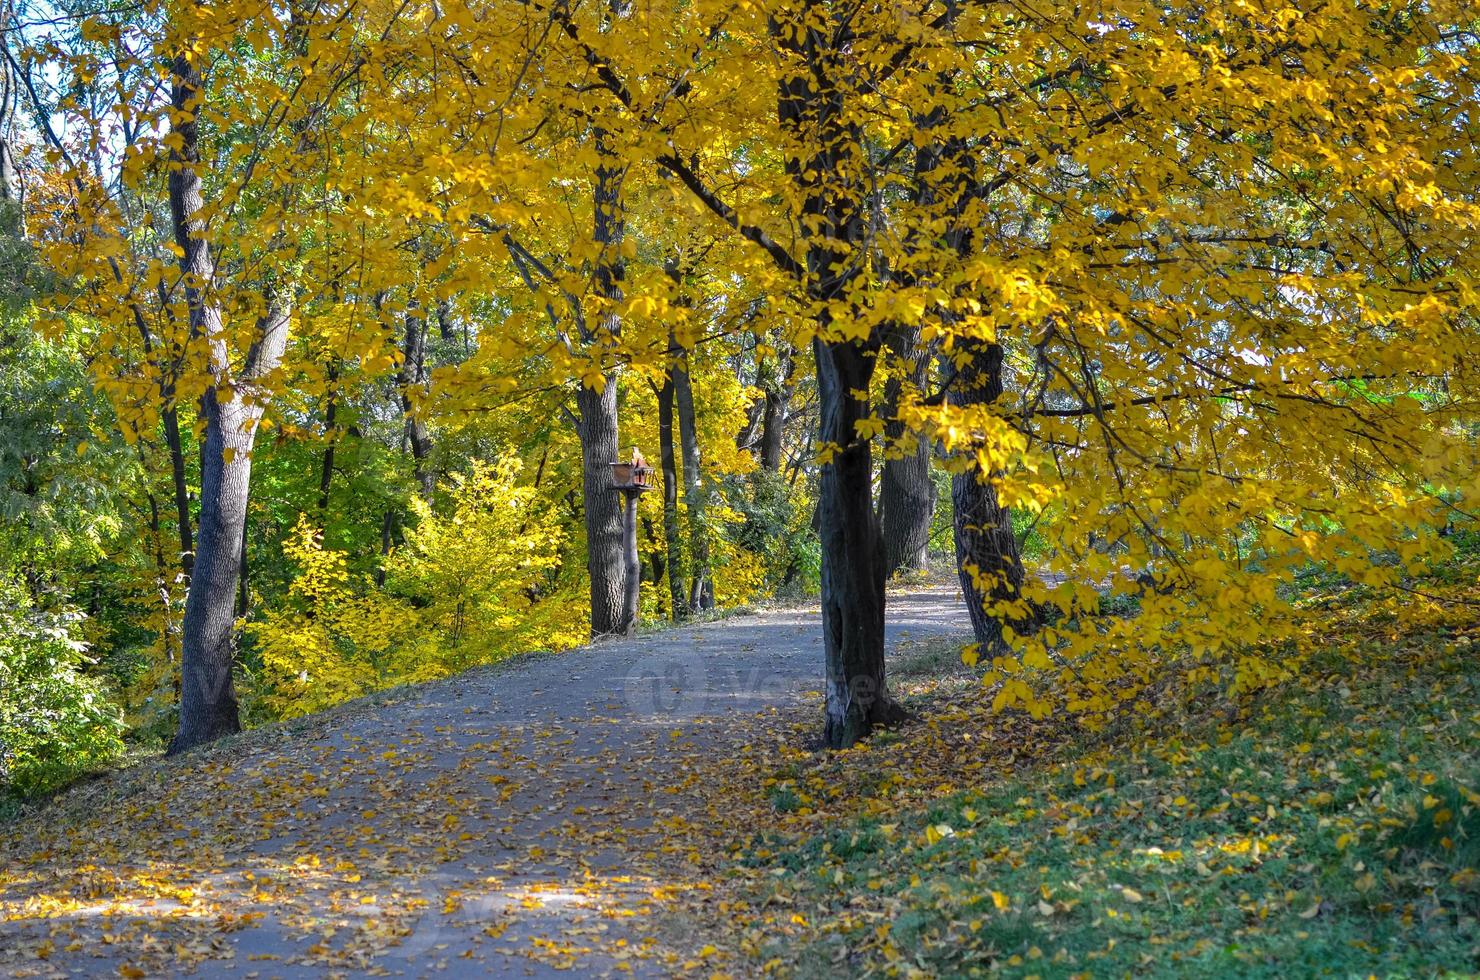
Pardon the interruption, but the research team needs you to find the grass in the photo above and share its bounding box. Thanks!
[721,591,1480,978]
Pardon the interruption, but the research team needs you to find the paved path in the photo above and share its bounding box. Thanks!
[0,587,972,978]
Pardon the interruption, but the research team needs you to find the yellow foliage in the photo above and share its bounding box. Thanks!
[250,459,579,718]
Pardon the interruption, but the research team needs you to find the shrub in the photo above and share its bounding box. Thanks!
[0,579,124,798]
[247,457,576,718]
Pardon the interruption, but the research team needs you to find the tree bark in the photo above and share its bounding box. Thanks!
[673,351,711,611]
[949,342,1031,651]
[578,380,626,636]
[758,342,795,473]
[657,376,689,620]
[619,491,640,635]
[317,359,339,512]
[878,324,935,576]
[397,306,434,499]
[816,337,906,746]
[235,515,249,619]
[578,97,631,637]
[170,299,289,754]
[162,405,194,576]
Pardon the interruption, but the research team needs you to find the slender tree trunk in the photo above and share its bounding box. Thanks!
[657,376,689,620]
[758,342,795,474]
[0,6,21,228]
[950,342,1031,651]
[162,405,194,577]
[317,360,339,512]
[143,490,180,673]
[673,351,711,611]
[166,26,292,754]
[397,306,434,499]
[619,490,640,635]
[878,324,935,576]
[235,516,249,619]
[375,510,395,588]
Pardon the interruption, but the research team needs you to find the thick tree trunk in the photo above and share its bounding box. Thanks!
[577,102,631,637]
[880,442,934,575]
[774,0,901,747]
[816,337,906,747]
[657,376,689,620]
[878,324,935,576]
[673,352,712,611]
[950,342,1030,651]
[578,381,626,636]
[170,301,290,754]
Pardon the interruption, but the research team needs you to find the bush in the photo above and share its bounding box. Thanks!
[0,579,124,798]
[246,457,578,718]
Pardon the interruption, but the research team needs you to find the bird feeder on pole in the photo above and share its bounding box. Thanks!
[611,449,653,635]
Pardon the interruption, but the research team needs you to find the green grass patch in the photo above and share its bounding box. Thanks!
[736,625,1480,977]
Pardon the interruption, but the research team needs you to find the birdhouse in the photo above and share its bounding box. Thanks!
[612,449,653,491]
[630,448,653,487]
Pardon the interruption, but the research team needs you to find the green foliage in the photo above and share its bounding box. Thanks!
[732,470,821,594]
[0,579,124,798]
[0,321,137,589]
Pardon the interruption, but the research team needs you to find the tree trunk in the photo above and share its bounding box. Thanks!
[170,302,290,754]
[397,306,434,499]
[317,360,339,512]
[878,324,934,576]
[816,337,906,747]
[758,342,795,474]
[619,491,640,635]
[776,2,902,747]
[162,404,194,577]
[657,376,689,620]
[235,516,249,619]
[577,97,631,637]
[673,351,711,611]
[578,380,626,636]
[950,342,1030,651]
[166,26,291,754]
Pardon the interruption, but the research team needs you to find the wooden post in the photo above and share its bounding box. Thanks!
[611,452,653,637]
[620,488,641,635]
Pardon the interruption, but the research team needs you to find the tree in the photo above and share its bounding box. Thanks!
[24,0,1478,760]
[515,0,1479,736]
[878,324,936,576]
[37,0,412,751]
[163,17,295,748]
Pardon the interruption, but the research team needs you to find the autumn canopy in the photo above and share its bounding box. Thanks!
[1,0,1472,760]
